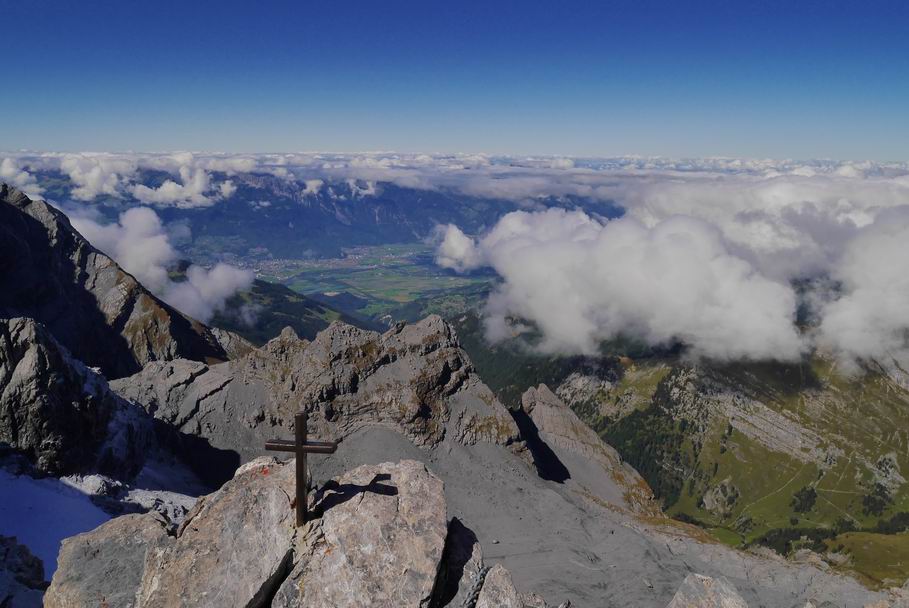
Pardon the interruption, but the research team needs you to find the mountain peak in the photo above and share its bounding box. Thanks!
[0,185,233,379]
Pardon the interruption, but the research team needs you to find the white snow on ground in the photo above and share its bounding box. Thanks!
[0,469,110,575]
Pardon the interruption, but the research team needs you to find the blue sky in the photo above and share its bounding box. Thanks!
[2,0,908,159]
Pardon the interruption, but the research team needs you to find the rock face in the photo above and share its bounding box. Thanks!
[0,536,45,608]
[0,184,230,379]
[111,316,523,483]
[0,317,152,476]
[665,574,749,608]
[46,458,296,608]
[46,458,538,608]
[521,384,658,514]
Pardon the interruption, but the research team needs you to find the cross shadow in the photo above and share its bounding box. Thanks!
[312,473,398,517]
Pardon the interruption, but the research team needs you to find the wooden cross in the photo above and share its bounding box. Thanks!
[265,411,338,526]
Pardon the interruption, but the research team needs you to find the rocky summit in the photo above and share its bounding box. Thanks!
[0,185,236,379]
[45,458,550,608]
[106,317,908,607]
[110,315,522,484]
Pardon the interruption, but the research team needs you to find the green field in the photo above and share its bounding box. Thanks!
[258,244,493,319]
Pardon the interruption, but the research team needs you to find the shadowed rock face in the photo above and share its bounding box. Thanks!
[0,317,152,476]
[0,535,45,608]
[45,459,544,608]
[0,184,232,379]
[520,384,659,515]
[111,316,524,484]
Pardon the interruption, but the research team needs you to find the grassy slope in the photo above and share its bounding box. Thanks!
[210,279,379,345]
[444,313,909,587]
[597,358,909,587]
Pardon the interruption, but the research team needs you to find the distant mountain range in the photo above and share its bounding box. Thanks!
[36,169,622,260]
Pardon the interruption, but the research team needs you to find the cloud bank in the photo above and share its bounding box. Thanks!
[70,207,253,322]
[437,210,804,361]
[437,196,909,365]
[3,150,908,365]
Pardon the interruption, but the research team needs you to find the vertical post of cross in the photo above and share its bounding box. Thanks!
[295,411,307,526]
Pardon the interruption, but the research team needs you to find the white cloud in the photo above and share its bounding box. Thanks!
[70,207,253,322]
[219,180,237,199]
[301,179,323,195]
[164,263,254,322]
[0,157,44,198]
[60,153,137,200]
[131,165,214,207]
[818,208,909,367]
[433,224,483,272]
[438,209,804,361]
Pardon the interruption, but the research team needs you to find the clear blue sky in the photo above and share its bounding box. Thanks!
[2,0,908,159]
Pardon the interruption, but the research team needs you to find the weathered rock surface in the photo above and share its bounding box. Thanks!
[0,317,152,476]
[112,316,523,483]
[0,536,45,608]
[46,457,296,608]
[0,184,230,379]
[665,574,748,608]
[521,384,658,514]
[475,564,550,608]
[274,459,448,607]
[46,458,535,608]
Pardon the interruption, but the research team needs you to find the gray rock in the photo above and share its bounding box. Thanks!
[111,316,524,483]
[46,456,296,608]
[274,459,448,607]
[0,317,153,476]
[47,457,500,608]
[44,514,170,608]
[0,184,230,379]
[0,536,45,608]
[665,574,748,608]
[470,563,551,608]
[521,384,659,514]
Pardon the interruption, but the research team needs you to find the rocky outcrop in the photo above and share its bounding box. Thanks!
[0,317,152,476]
[475,564,550,608]
[46,458,542,608]
[521,384,658,514]
[665,574,748,608]
[210,326,256,360]
[0,184,229,379]
[0,536,45,608]
[111,316,523,482]
[273,459,448,607]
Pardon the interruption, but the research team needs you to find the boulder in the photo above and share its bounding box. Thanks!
[48,458,512,608]
[473,564,551,608]
[521,384,657,514]
[46,456,296,608]
[665,574,749,608]
[274,459,448,607]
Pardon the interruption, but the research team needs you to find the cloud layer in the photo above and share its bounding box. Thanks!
[70,207,253,322]
[3,150,908,365]
[437,210,804,361]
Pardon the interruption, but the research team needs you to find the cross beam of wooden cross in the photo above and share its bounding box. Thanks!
[265,412,338,526]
